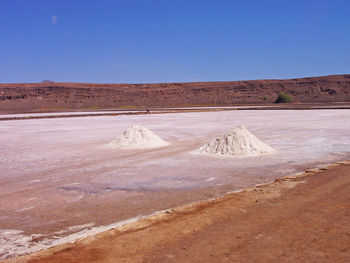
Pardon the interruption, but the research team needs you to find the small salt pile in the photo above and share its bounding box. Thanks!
[108,125,169,149]
[199,126,275,157]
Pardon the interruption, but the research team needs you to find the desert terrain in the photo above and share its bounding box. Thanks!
[1,109,350,261]
[1,74,350,113]
[1,74,350,262]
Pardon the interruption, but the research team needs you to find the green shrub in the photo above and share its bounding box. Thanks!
[275,92,292,103]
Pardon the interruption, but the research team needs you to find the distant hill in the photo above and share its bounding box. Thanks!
[0,74,349,112]
[41,80,55,84]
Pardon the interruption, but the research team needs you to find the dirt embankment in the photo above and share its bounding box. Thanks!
[6,161,350,263]
[1,74,350,112]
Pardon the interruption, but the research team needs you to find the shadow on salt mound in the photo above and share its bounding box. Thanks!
[107,125,170,149]
[197,126,276,157]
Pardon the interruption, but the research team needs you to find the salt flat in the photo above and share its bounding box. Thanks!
[0,109,350,259]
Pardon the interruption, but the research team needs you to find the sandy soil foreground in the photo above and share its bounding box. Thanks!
[5,161,350,263]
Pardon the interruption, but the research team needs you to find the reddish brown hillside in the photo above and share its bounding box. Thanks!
[0,74,349,112]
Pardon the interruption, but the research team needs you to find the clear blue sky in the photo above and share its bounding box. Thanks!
[1,0,349,83]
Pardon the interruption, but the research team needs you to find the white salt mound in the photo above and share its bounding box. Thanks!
[108,125,169,149]
[199,126,276,157]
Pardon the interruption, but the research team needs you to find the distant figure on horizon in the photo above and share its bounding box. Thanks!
[146,108,150,114]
